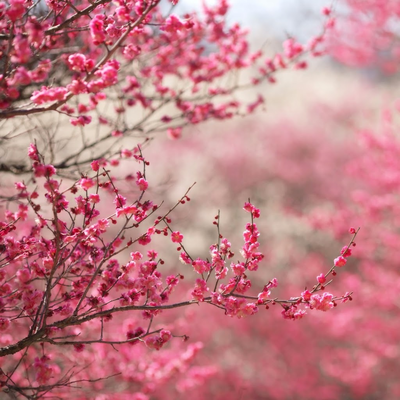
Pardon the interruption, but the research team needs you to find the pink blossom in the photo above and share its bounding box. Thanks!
[90,15,106,44]
[31,86,67,104]
[317,273,326,284]
[33,163,56,177]
[334,256,347,267]
[112,130,123,137]
[341,246,352,258]
[282,306,306,320]
[130,251,143,261]
[68,53,94,72]
[301,289,312,301]
[180,252,191,264]
[191,278,209,301]
[231,262,245,276]
[136,178,148,191]
[78,178,94,190]
[309,292,334,311]
[138,234,151,246]
[10,67,31,86]
[159,329,172,343]
[89,194,100,203]
[257,290,270,304]
[28,144,39,161]
[121,149,132,158]
[17,268,31,283]
[6,0,25,21]
[14,182,27,191]
[67,79,88,95]
[161,14,185,33]
[192,258,210,274]
[33,356,55,385]
[70,116,92,126]
[113,194,127,208]
[171,231,183,243]
[167,127,182,140]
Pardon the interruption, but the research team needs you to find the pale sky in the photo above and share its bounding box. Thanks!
[172,0,329,42]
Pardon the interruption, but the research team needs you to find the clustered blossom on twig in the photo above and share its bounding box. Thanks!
[0,141,357,396]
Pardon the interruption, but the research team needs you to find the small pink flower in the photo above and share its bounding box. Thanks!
[130,251,143,261]
[17,268,31,283]
[171,231,183,243]
[309,292,334,311]
[121,149,132,158]
[317,273,326,284]
[28,144,39,161]
[112,130,123,137]
[138,234,151,246]
[257,291,270,304]
[341,246,352,257]
[159,329,171,343]
[91,160,100,172]
[78,178,94,190]
[136,178,148,191]
[301,289,312,301]
[89,194,100,203]
[15,182,26,191]
[43,257,53,270]
[90,14,106,45]
[167,127,182,140]
[231,262,245,276]
[70,115,92,126]
[334,256,347,267]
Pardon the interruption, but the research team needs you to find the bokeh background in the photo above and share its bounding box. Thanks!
[2,0,400,398]
[140,1,400,399]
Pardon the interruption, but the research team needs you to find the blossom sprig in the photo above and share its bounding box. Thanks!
[0,141,359,396]
[0,0,335,185]
[162,201,357,320]
[278,227,359,320]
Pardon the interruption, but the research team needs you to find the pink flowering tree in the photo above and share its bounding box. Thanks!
[328,0,400,73]
[164,98,400,398]
[0,0,357,398]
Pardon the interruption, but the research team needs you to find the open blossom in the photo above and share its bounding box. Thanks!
[257,290,270,304]
[282,305,306,320]
[138,233,151,246]
[231,262,245,276]
[334,256,347,267]
[89,194,100,203]
[243,202,261,218]
[68,53,94,72]
[167,127,182,140]
[78,178,94,190]
[136,178,148,191]
[341,246,352,257]
[191,278,209,301]
[171,231,183,243]
[31,86,67,104]
[28,143,39,161]
[309,292,334,311]
[192,258,210,274]
[70,116,92,126]
[317,273,326,284]
[90,14,106,44]
[301,289,312,301]
[33,356,54,384]
[33,163,56,177]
